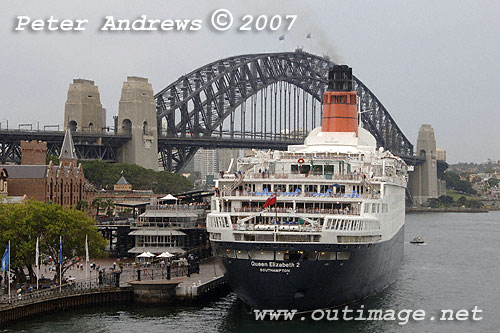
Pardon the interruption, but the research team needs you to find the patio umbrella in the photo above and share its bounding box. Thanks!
[137,252,150,258]
[158,252,175,258]
[145,251,156,257]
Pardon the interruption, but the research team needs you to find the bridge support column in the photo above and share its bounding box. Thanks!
[409,124,439,205]
[117,77,158,170]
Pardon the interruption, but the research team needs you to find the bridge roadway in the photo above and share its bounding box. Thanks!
[0,129,131,163]
[0,128,429,166]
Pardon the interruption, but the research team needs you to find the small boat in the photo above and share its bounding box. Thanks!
[410,237,425,244]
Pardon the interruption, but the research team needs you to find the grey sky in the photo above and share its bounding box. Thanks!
[0,0,499,163]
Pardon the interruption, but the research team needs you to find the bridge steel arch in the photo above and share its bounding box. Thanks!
[155,51,413,172]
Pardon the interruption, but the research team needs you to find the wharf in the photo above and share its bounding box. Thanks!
[127,260,227,304]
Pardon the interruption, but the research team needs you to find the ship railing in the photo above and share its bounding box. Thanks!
[279,152,364,162]
[243,173,364,181]
[230,207,360,216]
[222,191,380,200]
[145,204,209,211]
[233,224,322,232]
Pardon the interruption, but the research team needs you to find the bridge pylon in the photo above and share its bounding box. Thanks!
[64,79,105,133]
[409,124,441,205]
[116,76,158,170]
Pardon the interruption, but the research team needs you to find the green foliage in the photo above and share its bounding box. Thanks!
[0,200,106,283]
[46,155,59,165]
[428,198,441,208]
[443,171,477,195]
[465,199,483,209]
[80,160,193,194]
[76,200,89,211]
[438,195,454,207]
[457,196,467,207]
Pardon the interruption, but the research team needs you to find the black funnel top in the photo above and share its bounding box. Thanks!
[327,65,353,91]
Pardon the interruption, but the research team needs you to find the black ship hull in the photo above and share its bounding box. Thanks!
[212,226,404,311]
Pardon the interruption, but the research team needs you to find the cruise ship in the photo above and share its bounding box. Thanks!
[206,65,408,311]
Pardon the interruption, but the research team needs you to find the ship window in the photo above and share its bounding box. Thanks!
[300,165,311,174]
[249,250,273,260]
[289,184,302,192]
[305,185,317,193]
[337,252,350,260]
[224,249,236,258]
[275,251,284,260]
[274,184,286,192]
[261,184,272,192]
[364,204,370,214]
[382,204,388,213]
[318,252,336,260]
[236,250,249,259]
[291,165,299,174]
[372,204,377,214]
[324,165,334,174]
[312,165,323,175]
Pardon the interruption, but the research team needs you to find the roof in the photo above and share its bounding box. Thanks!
[139,211,198,218]
[159,194,177,200]
[59,129,77,160]
[116,175,129,185]
[128,246,185,254]
[114,202,149,208]
[0,165,47,179]
[129,229,186,236]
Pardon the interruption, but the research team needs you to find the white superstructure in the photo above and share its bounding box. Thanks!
[207,126,408,252]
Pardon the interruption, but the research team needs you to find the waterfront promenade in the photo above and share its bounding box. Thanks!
[0,258,226,325]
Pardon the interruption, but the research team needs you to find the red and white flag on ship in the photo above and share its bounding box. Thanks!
[262,193,277,209]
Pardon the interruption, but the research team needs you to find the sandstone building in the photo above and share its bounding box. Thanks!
[0,130,96,210]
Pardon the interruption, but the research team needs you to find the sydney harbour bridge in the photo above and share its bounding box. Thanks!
[0,51,427,173]
[155,51,415,172]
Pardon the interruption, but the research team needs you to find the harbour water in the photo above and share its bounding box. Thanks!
[2,212,500,332]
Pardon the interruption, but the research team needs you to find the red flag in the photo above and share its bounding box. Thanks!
[263,194,277,209]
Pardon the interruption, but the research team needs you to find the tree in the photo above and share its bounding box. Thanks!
[79,160,193,194]
[91,197,104,220]
[457,196,467,207]
[103,198,115,216]
[438,195,454,208]
[0,200,106,284]
[465,199,483,209]
[76,200,89,211]
[428,198,441,208]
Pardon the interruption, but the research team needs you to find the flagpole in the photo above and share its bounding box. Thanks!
[85,235,89,282]
[36,237,39,290]
[59,236,62,292]
[8,240,10,302]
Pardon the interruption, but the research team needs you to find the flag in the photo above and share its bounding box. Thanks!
[1,243,9,271]
[278,35,285,41]
[306,33,312,39]
[263,194,277,209]
[59,236,62,264]
[85,235,89,264]
[36,238,39,268]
